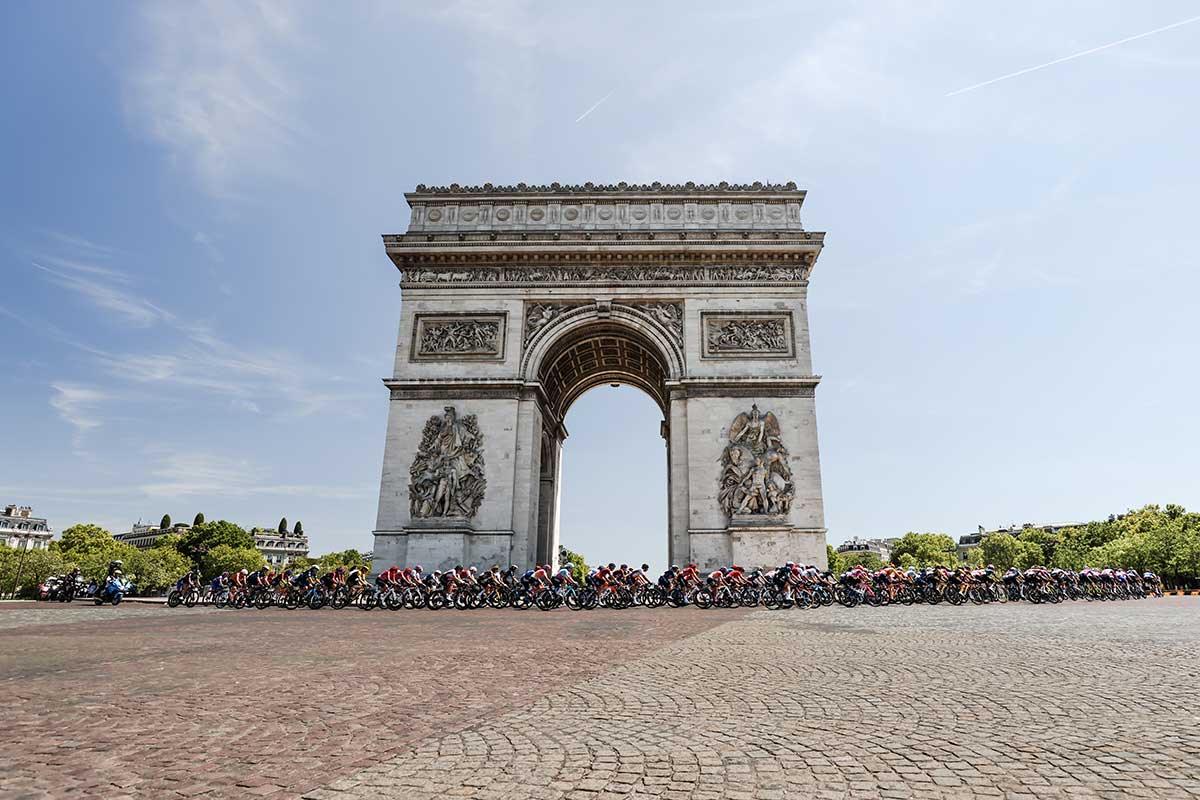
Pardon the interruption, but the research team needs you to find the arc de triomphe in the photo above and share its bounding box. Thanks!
[372,182,828,572]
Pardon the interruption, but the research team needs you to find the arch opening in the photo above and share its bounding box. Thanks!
[557,384,669,577]
[530,319,674,573]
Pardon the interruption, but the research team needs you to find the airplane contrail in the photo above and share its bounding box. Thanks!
[574,89,615,123]
[947,14,1200,97]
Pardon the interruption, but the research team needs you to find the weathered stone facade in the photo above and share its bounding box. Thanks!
[373,182,828,572]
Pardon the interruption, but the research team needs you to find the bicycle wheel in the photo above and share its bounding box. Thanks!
[167,590,182,609]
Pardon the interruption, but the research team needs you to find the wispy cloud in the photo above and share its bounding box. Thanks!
[33,259,171,327]
[123,0,306,197]
[139,452,369,499]
[49,383,109,437]
[947,14,1200,96]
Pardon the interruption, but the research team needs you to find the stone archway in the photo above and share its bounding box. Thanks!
[372,182,828,573]
[521,305,682,566]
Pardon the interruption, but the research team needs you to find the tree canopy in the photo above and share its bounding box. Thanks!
[175,520,254,563]
[193,512,205,526]
[160,514,171,530]
[888,533,958,568]
[200,544,266,577]
[278,517,288,535]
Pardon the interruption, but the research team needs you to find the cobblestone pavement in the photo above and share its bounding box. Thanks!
[0,603,740,799]
[306,598,1200,800]
[0,601,201,631]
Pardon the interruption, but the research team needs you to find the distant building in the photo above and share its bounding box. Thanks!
[836,537,893,562]
[115,520,310,566]
[114,521,189,549]
[248,527,311,566]
[957,521,1087,558]
[1,505,53,550]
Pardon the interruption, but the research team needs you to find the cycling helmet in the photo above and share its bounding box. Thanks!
[414,565,423,572]
[240,568,249,575]
[222,571,230,577]
[469,566,477,573]
[670,564,679,570]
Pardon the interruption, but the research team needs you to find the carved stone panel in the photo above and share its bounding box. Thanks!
[409,407,486,519]
[718,404,794,517]
[630,302,683,344]
[523,302,586,348]
[411,313,506,361]
[701,312,794,359]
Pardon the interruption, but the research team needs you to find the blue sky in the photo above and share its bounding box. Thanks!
[2,2,1199,572]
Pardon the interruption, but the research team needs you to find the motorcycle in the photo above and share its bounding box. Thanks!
[94,576,135,606]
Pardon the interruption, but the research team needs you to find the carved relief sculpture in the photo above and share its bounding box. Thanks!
[718,405,794,517]
[409,407,486,519]
[702,313,793,358]
[524,303,579,346]
[416,317,502,356]
[636,302,683,343]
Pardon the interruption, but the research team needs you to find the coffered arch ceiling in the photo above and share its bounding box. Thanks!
[537,323,669,420]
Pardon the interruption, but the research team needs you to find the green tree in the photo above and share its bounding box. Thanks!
[315,549,368,571]
[57,523,117,556]
[889,533,959,568]
[128,546,193,594]
[966,546,985,568]
[559,546,588,584]
[200,544,265,578]
[176,520,255,562]
[1016,528,1058,562]
[825,544,843,574]
[980,533,1019,571]
[160,514,171,530]
[1014,540,1045,570]
[0,544,66,598]
[293,520,303,535]
[193,512,205,526]
[278,517,288,535]
[56,523,141,581]
[838,552,885,572]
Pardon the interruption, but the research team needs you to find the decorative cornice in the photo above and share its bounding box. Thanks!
[666,375,821,400]
[410,181,801,195]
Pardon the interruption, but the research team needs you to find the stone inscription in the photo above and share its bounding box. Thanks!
[409,407,486,519]
[718,404,794,517]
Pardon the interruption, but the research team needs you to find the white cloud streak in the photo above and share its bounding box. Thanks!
[946,14,1200,96]
[574,89,615,123]
[138,452,369,499]
[33,260,172,327]
[123,0,305,197]
[49,383,109,434]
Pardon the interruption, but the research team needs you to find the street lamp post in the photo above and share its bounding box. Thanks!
[10,538,32,599]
